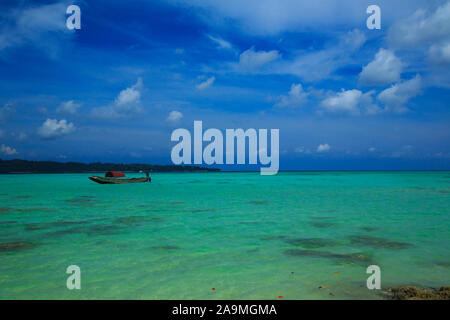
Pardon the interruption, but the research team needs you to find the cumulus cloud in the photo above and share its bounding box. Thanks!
[359,49,403,85]
[167,110,183,122]
[388,2,450,49]
[92,78,144,118]
[321,89,363,115]
[320,87,381,115]
[274,83,309,108]
[56,100,81,114]
[317,144,330,152]
[238,47,281,72]
[1,144,18,156]
[115,78,143,105]
[37,118,75,139]
[377,75,422,113]
[388,1,450,69]
[196,76,215,90]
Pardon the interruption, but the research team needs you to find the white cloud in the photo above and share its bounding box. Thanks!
[1,144,18,156]
[0,2,72,57]
[115,78,143,106]
[274,29,365,82]
[0,103,14,121]
[17,132,27,141]
[377,75,422,113]
[388,2,450,49]
[167,110,183,122]
[368,147,376,152]
[317,144,330,152]
[294,146,305,153]
[196,76,215,90]
[37,118,75,139]
[321,89,363,115]
[238,47,281,72]
[172,0,424,36]
[57,100,81,114]
[92,78,144,118]
[359,49,403,85]
[207,34,233,50]
[175,48,184,54]
[274,83,309,108]
[428,41,450,64]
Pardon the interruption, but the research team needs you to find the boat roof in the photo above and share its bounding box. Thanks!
[105,171,125,177]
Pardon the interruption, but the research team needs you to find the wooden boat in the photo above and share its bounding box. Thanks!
[89,171,150,184]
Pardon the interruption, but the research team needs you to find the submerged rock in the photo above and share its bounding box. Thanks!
[0,241,38,252]
[349,235,413,249]
[284,249,373,265]
[387,286,450,300]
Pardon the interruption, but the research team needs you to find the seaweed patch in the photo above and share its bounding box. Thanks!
[310,221,337,228]
[284,238,341,248]
[435,261,450,268]
[284,249,373,265]
[260,235,287,241]
[348,235,414,249]
[249,201,269,205]
[24,224,48,231]
[191,209,216,213]
[149,245,181,250]
[64,198,99,205]
[0,241,38,252]
[360,227,378,232]
[13,195,32,199]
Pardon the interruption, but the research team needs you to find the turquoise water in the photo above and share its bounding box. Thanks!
[0,171,449,299]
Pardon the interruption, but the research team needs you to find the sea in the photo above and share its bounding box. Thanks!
[0,171,449,299]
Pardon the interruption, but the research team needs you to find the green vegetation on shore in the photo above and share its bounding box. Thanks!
[0,159,220,174]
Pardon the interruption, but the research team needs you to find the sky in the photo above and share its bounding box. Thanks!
[0,0,449,170]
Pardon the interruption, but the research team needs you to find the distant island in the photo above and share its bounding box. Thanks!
[0,159,220,174]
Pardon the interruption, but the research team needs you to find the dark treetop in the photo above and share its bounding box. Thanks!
[0,159,220,174]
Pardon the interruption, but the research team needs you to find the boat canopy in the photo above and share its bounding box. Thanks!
[105,171,125,177]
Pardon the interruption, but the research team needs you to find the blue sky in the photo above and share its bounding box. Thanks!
[0,0,449,170]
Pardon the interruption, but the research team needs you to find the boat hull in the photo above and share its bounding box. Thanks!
[89,176,150,184]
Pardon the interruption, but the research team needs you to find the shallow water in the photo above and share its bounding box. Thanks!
[0,171,449,299]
